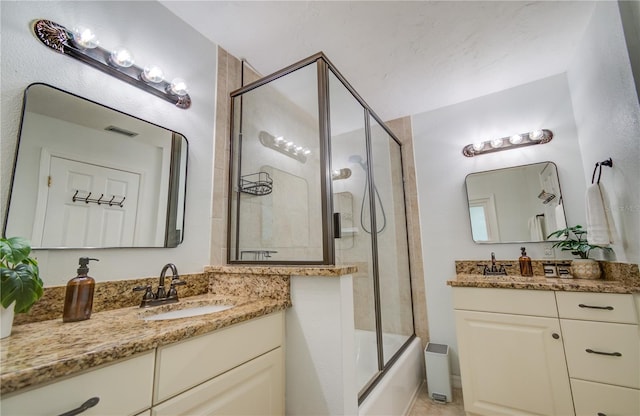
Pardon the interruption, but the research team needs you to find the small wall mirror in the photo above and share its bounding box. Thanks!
[465,161,567,243]
[4,83,188,248]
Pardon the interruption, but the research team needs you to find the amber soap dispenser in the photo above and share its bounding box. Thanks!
[519,247,533,277]
[63,257,99,322]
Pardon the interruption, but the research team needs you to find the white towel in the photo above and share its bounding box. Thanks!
[528,215,544,241]
[586,183,613,245]
[555,202,567,231]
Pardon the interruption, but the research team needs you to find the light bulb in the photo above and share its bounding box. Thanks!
[490,138,503,148]
[168,78,188,96]
[303,148,311,155]
[274,136,284,143]
[71,26,99,49]
[285,141,294,149]
[472,142,485,152]
[509,134,523,145]
[110,48,134,67]
[530,130,544,141]
[141,65,164,83]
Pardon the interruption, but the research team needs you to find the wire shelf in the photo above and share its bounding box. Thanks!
[240,172,273,196]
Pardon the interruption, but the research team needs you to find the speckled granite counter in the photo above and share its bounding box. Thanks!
[448,274,640,293]
[205,264,358,276]
[448,260,640,293]
[0,294,289,395]
[1,264,356,395]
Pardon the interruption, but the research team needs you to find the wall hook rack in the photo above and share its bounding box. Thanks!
[591,157,613,184]
[72,190,126,207]
[32,19,191,109]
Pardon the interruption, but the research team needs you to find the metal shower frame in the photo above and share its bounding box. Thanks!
[227,52,416,403]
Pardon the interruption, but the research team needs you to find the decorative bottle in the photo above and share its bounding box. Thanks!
[63,257,99,322]
[519,247,533,277]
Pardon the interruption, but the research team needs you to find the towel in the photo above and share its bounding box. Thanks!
[586,183,614,245]
[528,215,544,241]
[555,202,567,231]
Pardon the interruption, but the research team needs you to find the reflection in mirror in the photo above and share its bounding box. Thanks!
[465,162,567,243]
[4,83,188,248]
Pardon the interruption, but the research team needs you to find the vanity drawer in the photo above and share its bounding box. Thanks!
[154,311,283,404]
[560,319,639,388]
[571,378,640,416]
[452,287,557,317]
[556,292,638,323]
[1,351,154,416]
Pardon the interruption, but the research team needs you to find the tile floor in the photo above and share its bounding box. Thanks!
[408,384,465,415]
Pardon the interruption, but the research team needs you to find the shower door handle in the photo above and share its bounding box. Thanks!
[333,213,342,239]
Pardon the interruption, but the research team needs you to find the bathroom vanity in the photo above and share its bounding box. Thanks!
[449,271,640,416]
[0,297,286,416]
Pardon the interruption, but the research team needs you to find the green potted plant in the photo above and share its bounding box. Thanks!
[1,237,44,338]
[547,225,612,279]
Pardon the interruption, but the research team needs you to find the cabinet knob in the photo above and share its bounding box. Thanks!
[57,397,100,416]
[552,333,560,339]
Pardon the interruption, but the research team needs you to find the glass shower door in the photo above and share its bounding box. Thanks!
[369,117,414,365]
[328,71,379,392]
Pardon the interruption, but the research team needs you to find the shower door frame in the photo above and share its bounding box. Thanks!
[227,52,416,403]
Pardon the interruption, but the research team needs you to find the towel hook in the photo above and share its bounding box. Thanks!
[591,158,613,184]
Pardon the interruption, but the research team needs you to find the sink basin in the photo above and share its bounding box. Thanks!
[143,304,234,321]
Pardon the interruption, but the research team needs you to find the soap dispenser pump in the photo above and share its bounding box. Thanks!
[63,257,99,322]
[519,247,533,277]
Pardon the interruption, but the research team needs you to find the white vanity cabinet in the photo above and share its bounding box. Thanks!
[453,288,574,416]
[556,292,640,416]
[453,287,640,416]
[1,351,155,416]
[1,310,285,416]
[152,311,285,415]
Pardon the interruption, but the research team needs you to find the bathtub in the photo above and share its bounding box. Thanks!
[357,330,424,416]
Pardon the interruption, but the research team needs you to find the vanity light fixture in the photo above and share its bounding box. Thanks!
[463,129,553,157]
[32,19,191,109]
[258,130,310,163]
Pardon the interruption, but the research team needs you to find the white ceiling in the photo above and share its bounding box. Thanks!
[161,1,596,122]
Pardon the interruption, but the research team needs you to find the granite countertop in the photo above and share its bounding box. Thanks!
[0,294,289,395]
[448,274,640,293]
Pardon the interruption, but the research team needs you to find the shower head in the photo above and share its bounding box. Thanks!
[348,155,368,170]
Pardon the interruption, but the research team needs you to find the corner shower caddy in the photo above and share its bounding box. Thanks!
[239,172,273,196]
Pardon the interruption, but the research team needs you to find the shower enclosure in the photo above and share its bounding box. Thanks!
[228,53,415,401]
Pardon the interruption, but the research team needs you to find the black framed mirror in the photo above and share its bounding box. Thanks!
[465,161,567,243]
[3,83,188,248]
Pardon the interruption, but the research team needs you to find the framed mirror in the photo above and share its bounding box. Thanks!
[4,83,188,248]
[465,161,567,243]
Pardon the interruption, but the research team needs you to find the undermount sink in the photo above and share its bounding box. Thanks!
[142,304,234,321]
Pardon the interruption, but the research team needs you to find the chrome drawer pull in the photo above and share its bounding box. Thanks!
[57,397,100,416]
[578,303,614,310]
[585,348,622,357]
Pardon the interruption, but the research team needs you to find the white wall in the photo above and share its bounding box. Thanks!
[1,1,217,285]
[567,1,640,263]
[412,73,586,375]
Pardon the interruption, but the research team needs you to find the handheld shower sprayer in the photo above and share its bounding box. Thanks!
[347,155,387,234]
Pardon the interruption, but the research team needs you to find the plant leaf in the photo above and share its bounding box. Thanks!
[0,263,43,313]
[0,237,32,266]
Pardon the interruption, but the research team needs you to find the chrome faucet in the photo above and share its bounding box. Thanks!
[133,263,186,307]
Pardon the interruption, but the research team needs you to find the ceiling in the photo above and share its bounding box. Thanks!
[161,1,596,122]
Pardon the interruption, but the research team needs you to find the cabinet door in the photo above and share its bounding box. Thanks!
[152,347,284,416]
[1,351,154,416]
[455,310,574,416]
